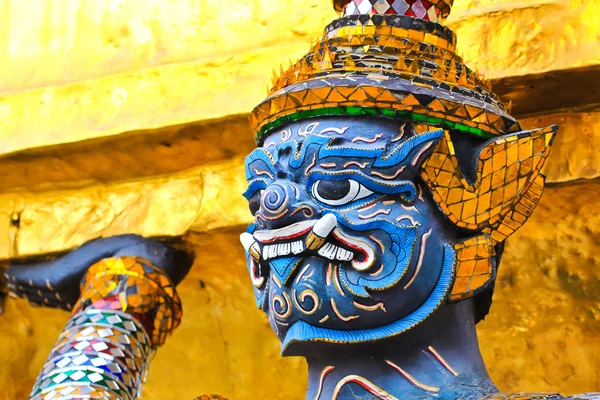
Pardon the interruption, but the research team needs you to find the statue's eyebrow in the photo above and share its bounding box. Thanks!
[318,141,385,160]
[315,130,443,169]
[244,148,276,179]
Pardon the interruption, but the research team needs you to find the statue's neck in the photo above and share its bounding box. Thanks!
[301,300,497,400]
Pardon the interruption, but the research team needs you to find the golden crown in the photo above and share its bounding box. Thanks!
[249,0,519,144]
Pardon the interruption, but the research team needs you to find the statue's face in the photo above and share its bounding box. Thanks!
[242,117,458,352]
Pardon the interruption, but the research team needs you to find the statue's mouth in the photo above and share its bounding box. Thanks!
[241,215,376,273]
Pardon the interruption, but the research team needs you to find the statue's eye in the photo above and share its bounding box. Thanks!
[248,190,263,215]
[312,179,373,206]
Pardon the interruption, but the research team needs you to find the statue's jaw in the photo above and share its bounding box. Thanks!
[280,244,456,355]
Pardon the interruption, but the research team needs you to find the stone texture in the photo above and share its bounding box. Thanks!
[0,0,336,94]
[478,179,600,393]
[491,66,600,117]
[0,43,307,155]
[447,0,600,79]
[0,0,597,155]
[0,115,255,193]
[0,106,598,259]
[521,109,600,183]
[1,181,598,399]
[0,158,252,259]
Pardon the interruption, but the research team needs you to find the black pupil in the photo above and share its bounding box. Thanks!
[249,191,261,215]
[317,180,351,200]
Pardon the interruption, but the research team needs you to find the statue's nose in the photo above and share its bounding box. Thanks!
[261,184,287,214]
[256,181,319,229]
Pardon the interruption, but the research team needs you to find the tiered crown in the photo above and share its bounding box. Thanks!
[249,0,519,144]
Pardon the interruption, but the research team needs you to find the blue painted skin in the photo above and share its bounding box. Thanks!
[242,117,498,399]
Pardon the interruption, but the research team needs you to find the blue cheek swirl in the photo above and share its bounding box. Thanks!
[304,169,419,298]
[331,212,418,298]
[282,245,456,351]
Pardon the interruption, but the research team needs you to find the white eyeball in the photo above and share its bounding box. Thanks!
[312,179,373,206]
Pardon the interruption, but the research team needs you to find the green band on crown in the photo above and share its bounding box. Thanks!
[255,106,493,143]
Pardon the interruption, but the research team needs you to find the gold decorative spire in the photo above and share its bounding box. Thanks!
[333,0,454,23]
[249,0,517,143]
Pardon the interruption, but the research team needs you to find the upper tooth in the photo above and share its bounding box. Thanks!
[318,243,337,260]
[328,245,339,260]
[263,245,270,260]
[336,248,353,261]
[264,243,297,259]
[277,243,291,256]
[269,245,278,259]
[291,240,304,255]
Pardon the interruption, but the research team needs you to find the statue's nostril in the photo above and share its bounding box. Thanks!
[277,170,288,179]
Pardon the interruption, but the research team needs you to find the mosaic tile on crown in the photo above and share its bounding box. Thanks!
[342,0,441,22]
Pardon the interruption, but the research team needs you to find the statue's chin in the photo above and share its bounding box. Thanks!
[278,244,457,355]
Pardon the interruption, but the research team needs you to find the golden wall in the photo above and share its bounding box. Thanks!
[0,0,598,399]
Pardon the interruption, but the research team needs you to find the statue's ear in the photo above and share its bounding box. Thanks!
[420,125,557,242]
[422,125,557,302]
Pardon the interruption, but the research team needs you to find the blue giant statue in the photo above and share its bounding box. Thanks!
[239,0,593,399]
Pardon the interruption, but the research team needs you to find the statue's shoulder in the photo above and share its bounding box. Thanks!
[481,393,600,400]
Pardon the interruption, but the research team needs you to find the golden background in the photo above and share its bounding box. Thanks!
[0,0,598,399]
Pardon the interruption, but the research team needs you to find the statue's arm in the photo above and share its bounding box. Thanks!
[5,235,192,400]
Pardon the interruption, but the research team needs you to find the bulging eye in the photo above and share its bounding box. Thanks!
[248,190,263,215]
[312,179,373,206]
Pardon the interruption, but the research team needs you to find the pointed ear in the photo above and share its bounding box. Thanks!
[420,125,557,242]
